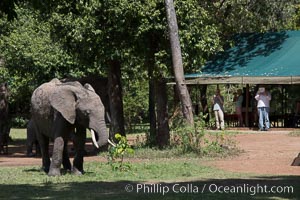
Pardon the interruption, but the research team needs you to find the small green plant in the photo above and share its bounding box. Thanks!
[170,115,206,154]
[202,131,226,156]
[11,117,28,128]
[170,114,237,156]
[107,133,134,171]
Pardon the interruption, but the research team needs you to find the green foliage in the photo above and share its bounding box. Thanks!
[171,116,205,154]
[107,133,135,171]
[0,0,299,129]
[289,4,300,29]
[170,115,236,156]
[205,0,298,33]
[175,0,222,72]
[201,131,227,156]
[11,116,28,128]
[0,5,76,79]
[0,3,77,116]
[123,80,149,130]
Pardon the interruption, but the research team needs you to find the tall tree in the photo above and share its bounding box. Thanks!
[108,60,125,136]
[164,0,194,125]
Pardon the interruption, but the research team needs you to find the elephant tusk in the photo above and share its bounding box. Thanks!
[106,127,116,147]
[90,129,99,148]
[108,139,116,147]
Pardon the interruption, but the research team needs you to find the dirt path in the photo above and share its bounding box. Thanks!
[0,131,300,176]
[204,131,300,175]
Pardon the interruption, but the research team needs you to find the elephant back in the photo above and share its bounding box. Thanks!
[31,78,61,117]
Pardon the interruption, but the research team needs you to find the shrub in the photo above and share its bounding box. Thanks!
[11,116,28,128]
[107,134,135,171]
[170,114,237,156]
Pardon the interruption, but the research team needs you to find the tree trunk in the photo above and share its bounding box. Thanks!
[164,0,194,125]
[148,77,157,144]
[108,60,125,137]
[156,79,170,148]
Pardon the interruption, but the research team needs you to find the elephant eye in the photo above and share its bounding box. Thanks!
[85,110,91,115]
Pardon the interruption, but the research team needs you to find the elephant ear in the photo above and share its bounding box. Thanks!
[84,83,95,93]
[50,87,76,124]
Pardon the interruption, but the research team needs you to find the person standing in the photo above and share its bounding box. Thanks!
[233,89,244,127]
[213,88,225,130]
[255,87,271,131]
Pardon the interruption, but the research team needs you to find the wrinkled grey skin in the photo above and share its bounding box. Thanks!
[0,83,10,154]
[26,119,41,157]
[31,78,108,176]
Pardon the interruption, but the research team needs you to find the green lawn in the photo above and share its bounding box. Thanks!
[0,129,299,200]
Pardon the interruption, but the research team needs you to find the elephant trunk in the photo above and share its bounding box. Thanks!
[90,119,109,148]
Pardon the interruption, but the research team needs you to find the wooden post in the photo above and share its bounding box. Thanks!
[245,84,250,127]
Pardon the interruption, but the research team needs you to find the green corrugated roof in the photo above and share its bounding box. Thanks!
[186,30,300,79]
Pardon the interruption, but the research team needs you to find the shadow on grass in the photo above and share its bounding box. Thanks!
[1,176,299,200]
[3,137,99,158]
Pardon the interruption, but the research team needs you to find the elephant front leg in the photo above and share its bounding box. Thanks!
[72,126,86,175]
[48,137,64,176]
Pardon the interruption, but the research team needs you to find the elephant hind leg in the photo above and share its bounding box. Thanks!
[48,137,64,176]
[37,134,50,173]
[62,140,71,171]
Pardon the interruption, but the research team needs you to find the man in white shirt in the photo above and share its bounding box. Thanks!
[255,87,271,131]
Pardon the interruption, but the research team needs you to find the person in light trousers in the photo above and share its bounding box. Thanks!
[213,89,225,130]
[255,87,271,131]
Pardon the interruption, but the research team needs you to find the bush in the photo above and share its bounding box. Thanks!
[170,114,237,156]
[11,117,29,128]
[107,134,135,171]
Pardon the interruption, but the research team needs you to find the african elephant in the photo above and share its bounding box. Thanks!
[0,82,10,154]
[31,78,109,176]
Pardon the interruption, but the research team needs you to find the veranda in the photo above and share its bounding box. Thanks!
[174,31,300,129]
